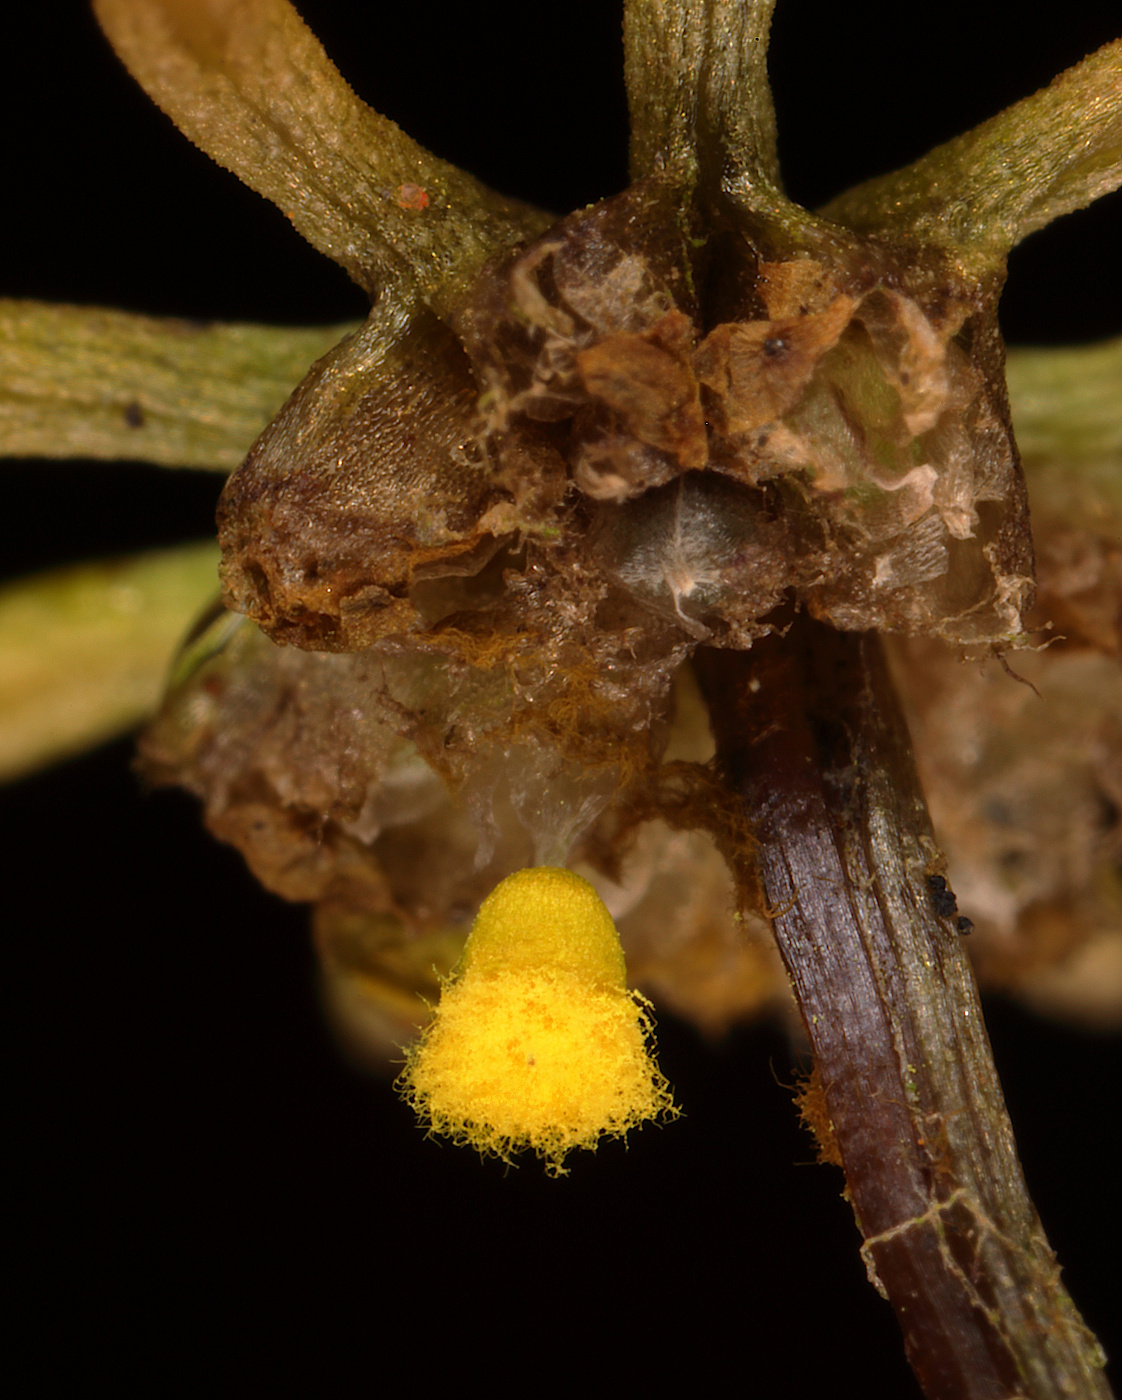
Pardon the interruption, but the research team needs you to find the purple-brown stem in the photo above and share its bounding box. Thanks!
[693,618,1111,1400]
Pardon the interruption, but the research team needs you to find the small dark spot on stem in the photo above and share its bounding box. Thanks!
[123,400,145,429]
[763,337,786,358]
[1094,789,1120,832]
[956,916,974,936]
[926,874,958,918]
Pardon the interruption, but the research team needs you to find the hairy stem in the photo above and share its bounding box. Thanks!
[0,541,219,782]
[623,0,780,188]
[694,619,1112,1400]
[93,0,550,308]
[820,40,1122,261]
[0,301,358,470]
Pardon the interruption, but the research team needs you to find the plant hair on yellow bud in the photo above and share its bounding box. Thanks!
[397,866,677,1175]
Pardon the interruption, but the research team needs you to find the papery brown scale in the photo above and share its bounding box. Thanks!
[755,258,843,319]
[218,172,1038,716]
[575,321,707,469]
[692,294,855,436]
[218,303,502,652]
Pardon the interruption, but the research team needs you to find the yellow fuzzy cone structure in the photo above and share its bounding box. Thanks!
[398,867,677,1174]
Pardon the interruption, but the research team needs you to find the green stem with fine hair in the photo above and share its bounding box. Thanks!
[0,540,220,782]
[0,300,358,470]
[820,41,1122,261]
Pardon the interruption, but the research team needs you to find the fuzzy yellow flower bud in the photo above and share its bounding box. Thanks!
[397,867,677,1174]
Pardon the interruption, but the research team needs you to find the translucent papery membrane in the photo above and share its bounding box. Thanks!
[140,612,792,1049]
[139,613,644,923]
[219,183,1033,681]
[475,194,1033,645]
[141,589,1121,1052]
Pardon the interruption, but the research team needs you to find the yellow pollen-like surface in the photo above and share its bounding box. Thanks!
[459,865,628,984]
[397,868,676,1174]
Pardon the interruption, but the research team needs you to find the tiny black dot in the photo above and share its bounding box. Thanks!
[926,874,959,919]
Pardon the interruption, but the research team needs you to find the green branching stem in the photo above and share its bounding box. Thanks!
[1007,338,1122,535]
[92,0,551,314]
[821,40,1122,263]
[7,305,1114,486]
[0,541,220,782]
[1008,339,1122,466]
[624,0,782,197]
[0,300,358,470]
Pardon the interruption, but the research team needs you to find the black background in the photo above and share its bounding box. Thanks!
[4,3,1119,1394]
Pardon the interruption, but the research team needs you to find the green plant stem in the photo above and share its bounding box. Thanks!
[820,40,1122,260]
[694,618,1112,1400]
[0,540,219,782]
[0,300,357,469]
[1007,338,1122,535]
[92,0,551,310]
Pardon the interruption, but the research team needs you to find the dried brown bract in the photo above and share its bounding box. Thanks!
[105,1,1118,1062]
